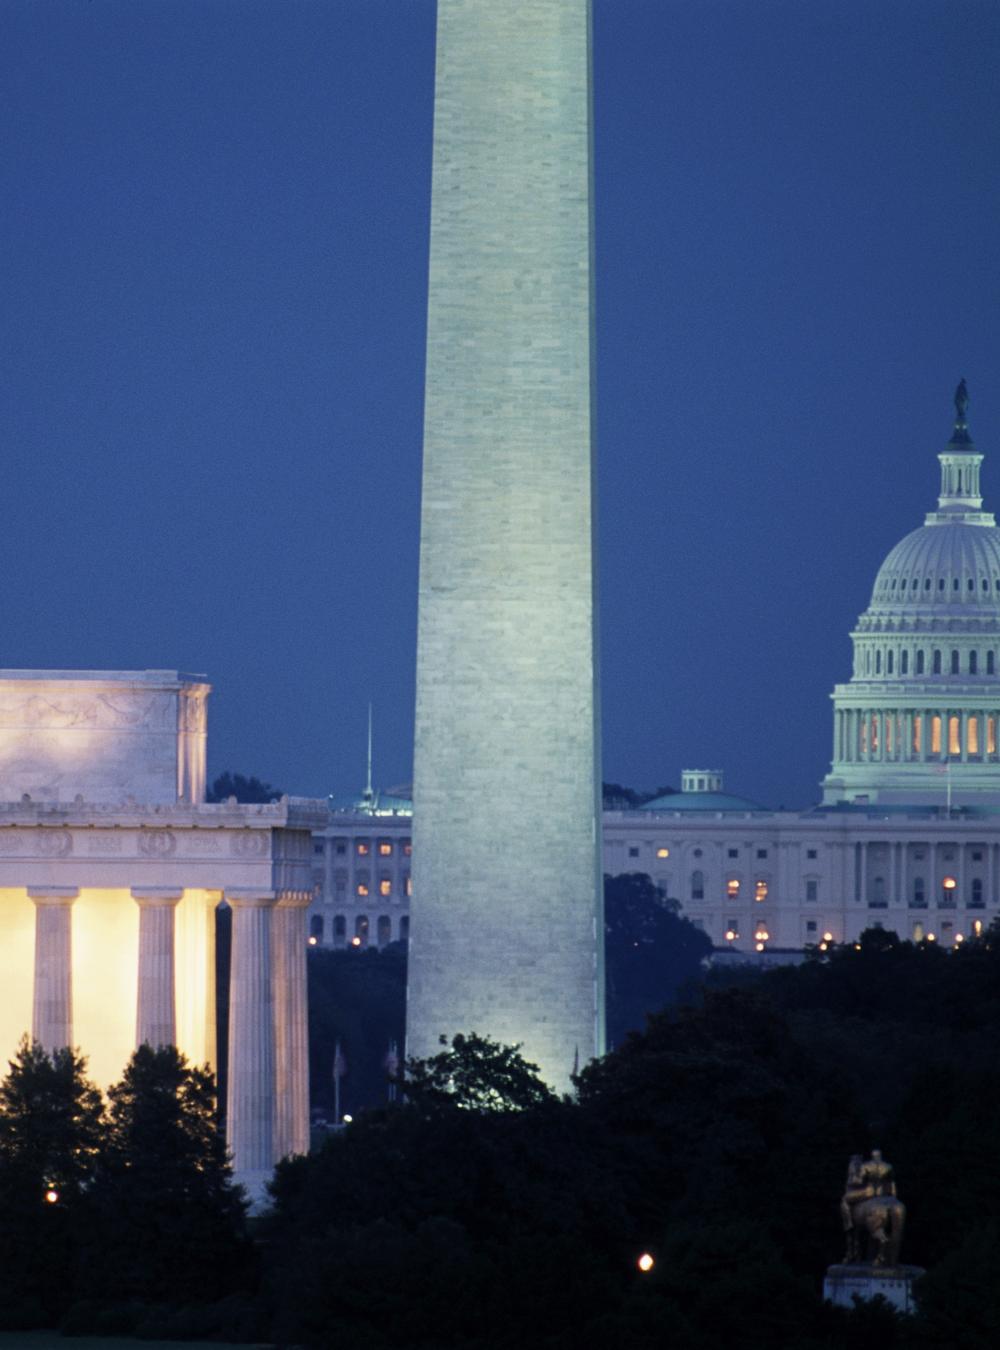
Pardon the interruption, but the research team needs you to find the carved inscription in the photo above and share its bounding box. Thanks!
[231,831,269,858]
[138,830,176,858]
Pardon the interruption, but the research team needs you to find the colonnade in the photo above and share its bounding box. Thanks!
[26,885,310,1193]
[835,707,1000,763]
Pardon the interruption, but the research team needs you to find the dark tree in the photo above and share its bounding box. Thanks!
[0,1039,104,1327]
[403,1032,557,1113]
[604,871,712,1046]
[77,1045,250,1306]
[206,772,283,803]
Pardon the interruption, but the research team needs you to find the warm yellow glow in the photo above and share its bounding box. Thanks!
[379,880,392,897]
[656,847,669,858]
[73,888,139,1092]
[927,933,936,942]
[754,880,768,902]
[378,842,392,856]
[973,920,983,936]
[989,717,997,755]
[174,890,216,1073]
[885,715,893,756]
[44,1188,59,1205]
[351,936,362,947]
[913,716,922,754]
[942,876,957,890]
[949,716,960,756]
[755,928,769,942]
[637,1252,655,1273]
[819,942,828,952]
[870,715,879,752]
[931,716,942,754]
[724,929,736,941]
[308,935,318,946]
[955,933,965,944]
[727,879,740,898]
[0,889,36,1076]
[823,931,833,942]
[356,842,369,856]
[405,877,413,896]
[968,717,979,755]
[755,941,764,952]
[357,883,369,897]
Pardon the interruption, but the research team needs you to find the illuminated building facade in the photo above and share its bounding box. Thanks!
[311,392,1000,962]
[0,670,325,1201]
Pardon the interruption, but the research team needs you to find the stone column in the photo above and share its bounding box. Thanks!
[132,888,182,1049]
[29,888,78,1053]
[272,890,312,1160]
[226,891,278,1200]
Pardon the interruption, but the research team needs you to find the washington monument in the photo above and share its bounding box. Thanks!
[407,0,604,1087]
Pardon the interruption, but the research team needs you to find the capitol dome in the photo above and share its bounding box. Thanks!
[822,383,1000,806]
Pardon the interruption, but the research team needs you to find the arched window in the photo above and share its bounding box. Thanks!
[887,650,894,674]
[954,578,960,591]
[334,914,346,946]
[912,715,923,754]
[865,648,872,674]
[939,578,946,591]
[924,577,932,591]
[970,878,984,909]
[901,650,909,674]
[949,715,961,756]
[951,650,960,674]
[968,716,980,755]
[355,914,369,946]
[875,649,882,674]
[690,870,705,901]
[970,651,979,675]
[969,578,975,592]
[310,914,324,941]
[916,650,925,675]
[377,915,392,946]
[989,717,997,755]
[933,650,942,674]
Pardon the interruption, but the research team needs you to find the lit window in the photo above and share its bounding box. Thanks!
[990,718,997,755]
[931,716,942,755]
[379,878,392,897]
[378,840,393,856]
[404,873,412,897]
[942,876,957,890]
[755,879,768,902]
[913,715,922,754]
[656,847,670,858]
[356,840,370,857]
[973,919,984,936]
[949,716,961,756]
[726,878,740,898]
[968,716,979,755]
[870,716,879,752]
[913,922,924,942]
[357,883,369,898]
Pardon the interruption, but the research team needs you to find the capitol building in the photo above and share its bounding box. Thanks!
[311,387,1000,957]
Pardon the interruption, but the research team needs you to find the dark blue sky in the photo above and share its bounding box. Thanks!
[3,0,998,808]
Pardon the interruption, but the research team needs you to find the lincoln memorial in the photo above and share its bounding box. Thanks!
[0,668,325,1200]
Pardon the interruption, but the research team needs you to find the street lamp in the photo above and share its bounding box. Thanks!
[637,1252,655,1273]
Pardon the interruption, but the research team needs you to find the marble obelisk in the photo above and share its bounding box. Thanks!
[407,0,604,1088]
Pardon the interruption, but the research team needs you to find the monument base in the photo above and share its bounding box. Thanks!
[824,1264,925,1313]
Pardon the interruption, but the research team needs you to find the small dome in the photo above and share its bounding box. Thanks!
[870,522,1000,609]
[638,789,765,812]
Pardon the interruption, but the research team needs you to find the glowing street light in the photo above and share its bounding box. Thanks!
[637,1252,655,1273]
[351,936,362,947]
[822,931,833,942]
[44,1188,59,1205]
[307,935,318,946]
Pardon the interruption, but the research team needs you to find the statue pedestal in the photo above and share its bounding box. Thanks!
[824,1264,925,1314]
